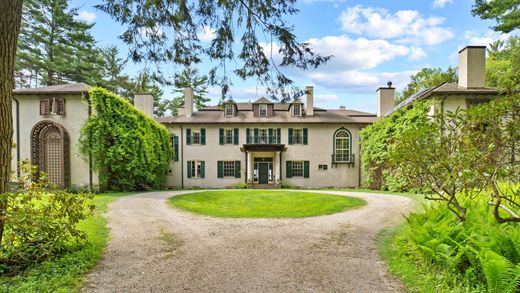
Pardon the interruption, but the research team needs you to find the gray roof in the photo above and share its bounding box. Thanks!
[253,97,273,104]
[13,83,92,95]
[387,82,500,115]
[156,108,377,124]
[200,102,327,112]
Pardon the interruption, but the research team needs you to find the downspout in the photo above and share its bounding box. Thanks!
[244,150,248,184]
[85,92,93,191]
[13,97,20,177]
[358,128,362,188]
[180,124,184,189]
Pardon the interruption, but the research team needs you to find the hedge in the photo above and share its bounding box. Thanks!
[79,87,172,191]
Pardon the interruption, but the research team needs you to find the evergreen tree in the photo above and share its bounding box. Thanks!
[131,70,164,116]
[472,0,520,33]
[15,0,103,87]
[99,45,133,98]
[164,67,210,116]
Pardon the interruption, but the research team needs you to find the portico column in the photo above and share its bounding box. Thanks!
[247,151,253,184]
[275,151,281,184]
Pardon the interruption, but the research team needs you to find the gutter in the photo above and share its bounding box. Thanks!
[13,97,20,177]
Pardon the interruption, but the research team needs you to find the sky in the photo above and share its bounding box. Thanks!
[71,0,514,113]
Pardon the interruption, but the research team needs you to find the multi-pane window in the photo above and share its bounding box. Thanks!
[293,104,301,116]
[292,161,304,177]
[259,128,268,143]
[318,164,328,170]
[335,130,351,162]
[224,129,233,144]
[293,128,303,144]
[225,104,235,116]
[223,161,235,177]
[192,129,201,144]
[188,160,204,178]
[40,98,65,115]
[259,104,267,117]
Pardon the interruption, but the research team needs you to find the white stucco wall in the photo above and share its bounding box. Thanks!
[12,93,98,188]
[164,123,363,188]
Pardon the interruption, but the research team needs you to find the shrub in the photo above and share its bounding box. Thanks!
[79,87,172,191]
[0,163,94,273]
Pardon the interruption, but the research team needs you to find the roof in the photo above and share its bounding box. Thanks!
[253,97,273,104]
[199,102,327,112]
[13,83,92,95]
[387,82,500,115]
[156,108,378,124]
[328,109,377,117]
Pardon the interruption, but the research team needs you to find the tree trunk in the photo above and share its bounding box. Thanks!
[0,0,24,244]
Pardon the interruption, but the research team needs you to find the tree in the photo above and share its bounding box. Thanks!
[96,0,330,102]
[398,67,458,104]
[99,45,134,98]
[486,36,520,93]
[160,67,210,116]
[15,0,103,87]
[472,0,520,33]
[131,70,164,116]
[0,0,23,246]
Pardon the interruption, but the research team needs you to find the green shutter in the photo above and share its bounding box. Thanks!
[246,128,251,144]
[200,161,205,178]
[277,128,281,144]
[173,136,179,161]
[234,161,241,178]
[268,128,274,143]
[201,128,206,145]
[187,161,192,178]
[288,128,293,145]
[303,128,308,145]
[234,128,239,145]
[254,128,259,143]
[217,161,223,178]
[286,161,293,178]
[304,161,310,178]
[219,128,224,145]
[186,129,191,145]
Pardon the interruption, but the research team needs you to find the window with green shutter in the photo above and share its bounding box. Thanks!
[219,128,224,145]
[303,128,308,145]
[254,128,259,143]
[173,136,179,161]
[277,128,281,144]
[187,160,204,178]
[268,128,274,143]
[286,160,293,178]
[217,161,224,178]
[200,161,205,178]
[233,128,239,145]
[234,160,241,178]
[200,128,206,145]
[288,128,293,145]
[246,128,251,144]
[304,161,310,178]
[187,161,193,178]
[186,128,191,145]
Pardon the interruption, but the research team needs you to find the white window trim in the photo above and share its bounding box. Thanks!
[223,161,235,177]
[292,161,304,177]
[190,160,203,178]
[191,129,201,145]
[225,104,235,117]
[334,130,351,162]
[259,104,268,117]
[224,128,234,145]
[293,128,304,145]
[293,104,301,116]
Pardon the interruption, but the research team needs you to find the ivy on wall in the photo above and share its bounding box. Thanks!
[360,101,430,191]
[79,87,172,191]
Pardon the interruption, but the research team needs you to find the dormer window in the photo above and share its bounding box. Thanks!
[259,104,268,117]
[293,104,302,116]
[225,104,235,117]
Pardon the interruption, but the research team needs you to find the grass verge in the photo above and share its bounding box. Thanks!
[0,192,129,292]
[169,190,366,218]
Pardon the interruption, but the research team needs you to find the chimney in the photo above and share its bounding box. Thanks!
[305,85,314,116]
[134,93,154,117]
[376,81,395,117]
[458,46,486,88]
[184,87,194,117]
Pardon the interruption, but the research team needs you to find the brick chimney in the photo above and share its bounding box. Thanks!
[305,85,314,116]
[458,46,486,89]
[376,81,395,117]
[134,93,154,117]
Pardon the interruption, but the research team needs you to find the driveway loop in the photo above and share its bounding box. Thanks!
[83,190,413,292]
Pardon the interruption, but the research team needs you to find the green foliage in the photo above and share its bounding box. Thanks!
[79,87,172,191]
[384,194,520,292]
[169,190,366,218]
[472,0,520,33]
[487,36,520,93]
[0,192,129,292]
[0,162,94,273]
[397,67,457,104]
[359,101,430,192]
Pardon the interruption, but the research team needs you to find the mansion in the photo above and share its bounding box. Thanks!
[11,45,499,189]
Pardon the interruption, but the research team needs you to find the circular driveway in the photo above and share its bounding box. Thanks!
[83,190,413,292]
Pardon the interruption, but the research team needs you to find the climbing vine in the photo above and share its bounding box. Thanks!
[79,87,172,191]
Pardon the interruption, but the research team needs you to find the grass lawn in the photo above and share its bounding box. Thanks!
[169,190,366,218]
[0,192,129,292]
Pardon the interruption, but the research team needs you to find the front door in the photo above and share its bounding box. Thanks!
[258,163,269,184]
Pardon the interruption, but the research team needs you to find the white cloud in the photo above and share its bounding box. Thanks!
[77,10,96,23]
[302,70,415,92]
[300,0,346,4]
[315,94,339,101]
[408,47,427,61]
[464,30,511,47]
[339,5,453,45]
[198,26,215,42]
[433,0,453,8]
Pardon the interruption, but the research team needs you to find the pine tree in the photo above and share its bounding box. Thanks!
[99,45,133,98]
[15,0,103,87]
[472,0,520,33]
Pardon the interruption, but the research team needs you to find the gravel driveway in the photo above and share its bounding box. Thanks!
[82,190,413,293]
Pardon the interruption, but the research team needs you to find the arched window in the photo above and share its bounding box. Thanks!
[31,121,70,188]
[334,128,351,162]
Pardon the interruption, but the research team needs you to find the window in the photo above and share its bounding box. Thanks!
[334,129,351,162]
[192,129,201,144]
[224,129,233,144]
[292,161,304,177]
[259,104,267,117]
[223,161,235,177]
[293,128,303,144]
[172,135,179,161]
[318,164,328,170]
[225,104,235,116]
[39,97,65,116]
[188,160,204,178]
[259,128,268,144]
[293,104,301,116]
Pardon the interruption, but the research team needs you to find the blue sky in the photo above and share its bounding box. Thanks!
[71,0,514,113]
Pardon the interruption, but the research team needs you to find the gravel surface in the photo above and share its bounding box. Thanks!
[82,190,413,293]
